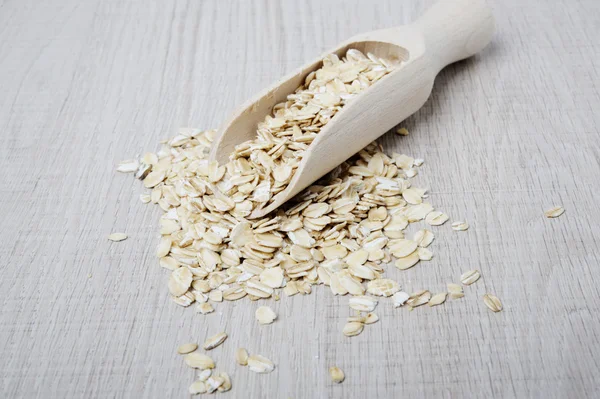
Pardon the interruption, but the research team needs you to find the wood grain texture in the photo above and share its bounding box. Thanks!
[1,0,599,398]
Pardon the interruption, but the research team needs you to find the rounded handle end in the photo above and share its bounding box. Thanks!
[416,0,495,70]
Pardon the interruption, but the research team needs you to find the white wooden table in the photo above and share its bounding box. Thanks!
[2,0,600,398]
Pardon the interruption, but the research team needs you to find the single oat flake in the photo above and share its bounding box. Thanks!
[348,296,378,312]
[184,353,215,369]
[198,369,212,382]
[197,303,215,315]
[417,247,433,261]
[394,251,420,270]
[156,236,171,258]
[460,270,481,286]
[247,355,275,373]
[255,306,277,325]
[425,211,449,226]
[168,267,193,297]
[364,312,379,324]
[206,375,224,394]
[116,159,139,173]
[189,380,207,395]
[451,221,469,231]
[406,290,431,308]
[428,292,447,307]
[447,283,464,299]
[177,343,198,355]
[544,206,565,218]
[483,294,503,312]
[347,314,365,323]
[388,239,418,258]
[236,348,249,366]
[393,291,410,308]
[329,366,345,383]
[108,233,127,242]
[216,372,232,392]
[395,127,409,136]
[139,193,151,204]
[414,229,434,247]
[203,332,228,350]
[143,170,166,188]
[343,321,364,337]
[367,279,400,297]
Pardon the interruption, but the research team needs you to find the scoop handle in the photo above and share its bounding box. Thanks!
[415,0,494,72]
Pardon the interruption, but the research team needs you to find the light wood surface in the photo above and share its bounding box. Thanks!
[210,0,495,219]
[1,0,599,398]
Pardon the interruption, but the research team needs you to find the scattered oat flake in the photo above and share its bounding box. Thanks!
[159,256,179,271]
[260,267,284,288]
[255,306,277,325]
[198,369,212,382]
[208,290,223,302]
[139,194,151,203]
[142,152,158,165]
[447,283,464,299]
[406,290,431,308]
[428,292,447,307]
[203,332,227,350]
[177,343,198,355]
[108,233,127,242]
[395,127,409,136]
[405,168,418,178]
[184,353,215,369]
[248,355,275,373]
[329,366,345,383]
[393,291,410,308]
[483,294,503,312]
[172,292,195,307]
[116,160,140,173]
[544,206,565,218]
[417,247,433,261]
[367,279,400,297]
[206,375,224,393]
[389,239,418,258]
[143,170,166,188]
[343,321,364,337]
[425,211,449,226]
[217,372,232,392]
[197,302,214,314]
[460,270,481,285]
[364,312,379,324]
[395,251,420,270]
[156,236,172,258]
[168,267,193,297]
[348,296,378,312]
[236,348,249,366]
[394,154,414,170]
[189,380,207,395]
[347,314,365,323]
[452,221,469,231]
[402,188,422,205]
[414,229,434,247]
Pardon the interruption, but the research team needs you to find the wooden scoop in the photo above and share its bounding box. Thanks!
[209,0,494,219]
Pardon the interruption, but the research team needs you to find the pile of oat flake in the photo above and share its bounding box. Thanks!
[115,49,500,394]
